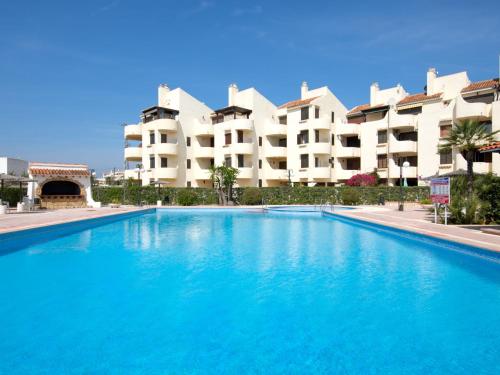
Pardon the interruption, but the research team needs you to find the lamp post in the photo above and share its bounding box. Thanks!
[398,161,410,211]
[134,164,145,206]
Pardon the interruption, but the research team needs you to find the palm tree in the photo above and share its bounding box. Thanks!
[438,119,498,201]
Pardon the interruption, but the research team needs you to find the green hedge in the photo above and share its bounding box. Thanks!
[0,187,27,206]
[93,185,429,206]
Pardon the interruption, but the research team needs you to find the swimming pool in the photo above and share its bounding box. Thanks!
[1,208,500,374]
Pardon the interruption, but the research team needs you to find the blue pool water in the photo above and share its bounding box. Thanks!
[1,209,500,374]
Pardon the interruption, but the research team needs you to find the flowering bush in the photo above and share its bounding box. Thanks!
[346,173,377,187]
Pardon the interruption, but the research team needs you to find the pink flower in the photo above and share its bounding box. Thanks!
[346,173,377,186]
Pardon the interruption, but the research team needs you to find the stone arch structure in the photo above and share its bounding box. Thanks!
[28,162,99,209]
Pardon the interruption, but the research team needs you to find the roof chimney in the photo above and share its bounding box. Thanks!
[301,81,308,99]
[228,83,238,106]
[158,84,170,107]
[370,82,379,106]
[427,68,437,95]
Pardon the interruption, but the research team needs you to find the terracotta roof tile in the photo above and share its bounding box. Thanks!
[461,79,499,93]
[346,103,388,116]
[397,92,442,106]
[30,168,90,176]
[278,96,320,109]
[479,141,500,152]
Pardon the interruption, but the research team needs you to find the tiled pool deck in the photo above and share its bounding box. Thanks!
[1,205,499,253]
[330,206,500,253]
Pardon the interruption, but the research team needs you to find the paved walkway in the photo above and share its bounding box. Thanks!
[0,206,148,234]
[331,206,500,253]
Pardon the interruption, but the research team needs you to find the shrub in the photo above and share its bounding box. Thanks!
[346,173,377,187]
[175,189,199,206]
[340,189,361,205]
[240,187,263,205]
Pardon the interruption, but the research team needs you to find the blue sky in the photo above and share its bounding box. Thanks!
[1,0,499,173]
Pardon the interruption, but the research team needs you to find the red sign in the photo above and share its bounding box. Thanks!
[430,177,450,204]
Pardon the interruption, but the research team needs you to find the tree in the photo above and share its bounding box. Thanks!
[209,165,239,205]
[438,119,498,203]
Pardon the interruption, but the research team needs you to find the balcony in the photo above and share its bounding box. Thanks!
[124,169,139,179]
[231,142,254,155]
[266,146,287,158]
[144,118,177,132]
[455,95,491,120]
[311,167,331,179]
[124,124,142,140]
[310,142,331,155]
[389,139,417,154]
[264,123,287,136]
[336,169,359,181]
[389,166,417,179]
[389,111,417,129]
[124,147,142,161]
[336,122,360,136]
[193,144,214,158]
[194,169,212,180]
[154,143,178,155]
[336,147,360,158]
[266,169,288,180]
[237,167,254,179]
[154,167,178,180]
[224,118,253,131]
[376,168,388,179]
[193,123,214,136]
[310,117,330,130]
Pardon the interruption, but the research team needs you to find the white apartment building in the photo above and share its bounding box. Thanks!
[124,68,499,187]
[124,82,347,187]
[344,68,500,185]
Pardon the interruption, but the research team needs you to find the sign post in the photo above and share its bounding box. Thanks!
[430,177,451,224]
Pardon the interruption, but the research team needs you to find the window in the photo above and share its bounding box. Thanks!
[346,136,360,147]
[149,156,155,168]
[225,132,231,145]
[187,181,191,187]
[210,137,215,147]
[300,154,309,168]
[210,158,214,166]
[161,133,167,143]
[315,157,319,167]
[440,151,452,165]
[315,107,320,119]
[331,112,335,123]
[186,137,191,147]
[149,131,155,145]
[377,154,388,169]
[346,158,360,170]
[315,130,320,143]
[258,136,262,146]
[301,107,309,121]
[331,134,335,145]
[278,161,287,170]
[398,131,417,141]
[279,115,287,125]
[237,130,243,143]
[377,130,387,144]
[259,159,262,169]
[279,138,287,147]
[258,179,262,187]
[473,151,492,163]
[440,125,452,138]
[161,157,168,168]
[237,154,244,168]
[224,156,232,167]
[297,130,309,145]
[187,159,191,169]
